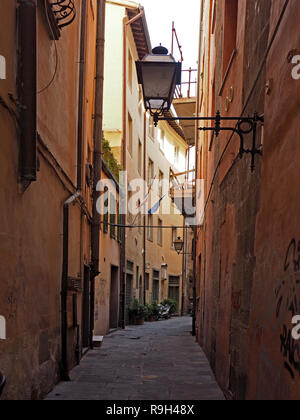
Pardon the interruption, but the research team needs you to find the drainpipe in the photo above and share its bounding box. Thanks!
[120,9,145,328]
[61,192,81,380]
[18,0,37,186]
[143,111,147,305]
[192,0,204,337]
[90,0,106,347]
[77,0,87,191]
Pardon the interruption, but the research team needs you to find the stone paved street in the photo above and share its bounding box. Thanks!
[45,317,225,400]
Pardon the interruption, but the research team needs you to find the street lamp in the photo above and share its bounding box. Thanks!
[136,46,264,172]
[136,45,181,116]
[173,237,184,255]
[161,263,168,280]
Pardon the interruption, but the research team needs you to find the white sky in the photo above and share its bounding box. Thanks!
[139,0,200,71]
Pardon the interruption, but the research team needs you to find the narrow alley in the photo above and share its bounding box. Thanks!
[45,318,224,401]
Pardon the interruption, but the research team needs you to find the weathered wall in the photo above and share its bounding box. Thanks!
[247,0,300,400]
[196,0,283,400]
[0,0,98,399]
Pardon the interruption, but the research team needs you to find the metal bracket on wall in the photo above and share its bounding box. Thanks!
[153,111,264,172]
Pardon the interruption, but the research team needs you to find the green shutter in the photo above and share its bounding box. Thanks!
[110,193,116,239]
[103,187,109,234]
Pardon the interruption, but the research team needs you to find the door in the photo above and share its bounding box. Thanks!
[82,265,90,348]
[168,275,180,310]
[109,266,119,329]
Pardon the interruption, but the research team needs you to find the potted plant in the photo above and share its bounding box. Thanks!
[129,299,147,325]
[145,304,154,322]
[150,301,161,321]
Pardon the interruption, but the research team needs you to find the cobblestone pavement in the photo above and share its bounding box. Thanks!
[45,317,225,400]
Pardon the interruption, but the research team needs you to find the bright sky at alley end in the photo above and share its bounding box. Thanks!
[139,0,200,71]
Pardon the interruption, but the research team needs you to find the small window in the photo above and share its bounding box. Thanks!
[138,139,142,175]
[174,147,179,165]
[158,218,163,246]
[136,266,140,289]
[223,0,238,75]
[127,260,134,272]
[148,158,154,185]
[159,170,164,198]
[117,205,122,243]
[148,214,154,242]
[148,117,156,140]
[159,128,165,151]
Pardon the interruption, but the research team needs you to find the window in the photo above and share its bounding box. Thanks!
[128,113,133,156]
[174,147,179,165]
[152,270,160,303]
[159,128,165,151]
[148,158,154,185]
[136,266,139,289]
[148,117,156,139]
[158,218,163,246]
[223,0,238,75]
[127,260,134,272]
[148,214,154,242]
[110,193,116,239]
[145,273,150,291]
[138,139,142,175]
[117,205,122,243]
[138,88,143,116]
[159,170,164,198]
[103,186,109,234]
[128,50,133,90]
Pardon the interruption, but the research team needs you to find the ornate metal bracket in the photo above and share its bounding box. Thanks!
[39,0,76,40]
[153,111,264,172]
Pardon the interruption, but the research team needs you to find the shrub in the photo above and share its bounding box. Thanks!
[128,299,147,319]
[161,299,178,315]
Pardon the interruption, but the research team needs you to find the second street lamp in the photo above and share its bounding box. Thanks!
[173,237,185,255]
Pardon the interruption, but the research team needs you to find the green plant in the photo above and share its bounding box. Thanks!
[149,301,160,318]
[161,299,178,315]
[102,137,122,181]
[128,299,147,319]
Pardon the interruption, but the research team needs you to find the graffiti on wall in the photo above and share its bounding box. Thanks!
[276,239,300,379]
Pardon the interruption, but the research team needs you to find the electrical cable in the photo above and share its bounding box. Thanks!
[37,0,59,94]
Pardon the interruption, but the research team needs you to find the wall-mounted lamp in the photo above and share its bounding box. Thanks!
[161,263,168,280]
[136,46,264,172]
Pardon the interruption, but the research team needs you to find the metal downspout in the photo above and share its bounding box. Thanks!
[90,0,106,347]
[77,0,87,191]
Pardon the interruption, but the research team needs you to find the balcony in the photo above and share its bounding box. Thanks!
[169,169,196,218]
[173,68,197,147]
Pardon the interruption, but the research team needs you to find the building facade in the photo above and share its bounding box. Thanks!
[103,0,187,320]
[196,0,300,400]
[0,0,108,399]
